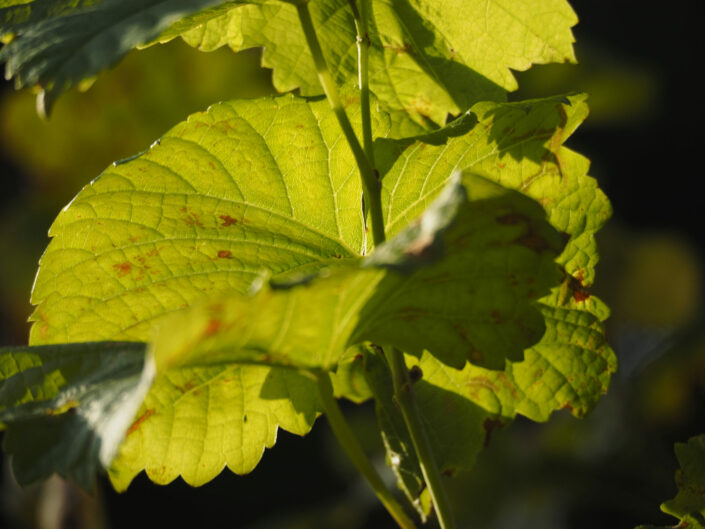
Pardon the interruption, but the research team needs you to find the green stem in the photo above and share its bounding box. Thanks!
[385,348,458,529]
[355,0,375,168]
[295,2,386,246]
[315,372,419,529]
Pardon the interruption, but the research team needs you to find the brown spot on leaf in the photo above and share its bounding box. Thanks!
[483,417,505,447]
[127,409,155,436]
[114,262,132,277]
[515,233,551,252]
[496,213,527,225]
[220,215,238,226]
[217,250,233,259]
[572,290,591,302]
[491,309,502,323]
[203,319,222,337]
[569,272,591,302]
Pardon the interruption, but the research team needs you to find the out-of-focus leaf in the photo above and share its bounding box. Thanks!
[0,342,151,489]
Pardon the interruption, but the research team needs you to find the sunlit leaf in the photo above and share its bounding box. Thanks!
[156,0,577,135]
[28,94,382,489]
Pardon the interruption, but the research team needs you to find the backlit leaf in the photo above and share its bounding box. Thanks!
[157,0,578,135]
[27,94,381,489]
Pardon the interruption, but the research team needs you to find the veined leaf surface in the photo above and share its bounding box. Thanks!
[150,171,563,373]
[28,94,381,489]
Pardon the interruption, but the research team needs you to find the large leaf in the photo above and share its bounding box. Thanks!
[28,94,382,489]
[0,0,248,114]
[150,171,563,373]
[157,0,577,136]
[0,342,151,489]
[362,93,615,495]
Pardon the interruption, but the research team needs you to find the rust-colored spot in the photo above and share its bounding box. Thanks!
[220,215,238,226]
[217,250,233,259]
[175,381,198,393]
[561,402,575,414]
[203,319,222,337]
[496,162,506,169]
[469,350,484,363]
[572,290,591,302]
[208,161,216,170]
[353,353,363,361]
[569,272,591,302]
[497,213,527,225]
[147,248,159,257]
[127,409,155,436]
[114,262,132,277]
[491,309,502,322]
[295,124,304,129]
[483,417,505,447]
[515,233,551,252]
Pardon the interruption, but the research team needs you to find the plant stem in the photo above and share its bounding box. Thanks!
[315,372,419,529]
[355,0,375,168]
[384,348,458,529]
[295,2,386,246]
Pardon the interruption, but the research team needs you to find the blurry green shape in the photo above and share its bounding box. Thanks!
[618,235,702,328]
[0,39,272,198]
[0,0,251,114]
[639,435,705,529]
[515,43,658,126]
[0,341,151,489]
[662,436,705,527]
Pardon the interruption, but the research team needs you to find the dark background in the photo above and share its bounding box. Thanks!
[1,1,703,528]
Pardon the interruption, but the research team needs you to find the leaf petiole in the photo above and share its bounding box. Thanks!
[384,347,458,529]
[315,371,419,529]
[295,1,386,247]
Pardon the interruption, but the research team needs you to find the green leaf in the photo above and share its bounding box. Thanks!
[0,342,151,489]
[150,171,563,373]
[0,0,248,115]
[660,435,705,528]
[28,94,381,489]
[366,93,615,483]
[157,0,577,135]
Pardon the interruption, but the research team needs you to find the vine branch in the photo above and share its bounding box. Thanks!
[316,372,418,529]
[295,2,386,246]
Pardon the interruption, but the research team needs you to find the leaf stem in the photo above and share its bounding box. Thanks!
[384,347,458,529]
[315,372,419,529]
[295,2,386,246]
[354,0,375,168]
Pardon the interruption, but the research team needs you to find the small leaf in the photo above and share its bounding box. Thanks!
[660,435,705,528]
[0,342,151,489]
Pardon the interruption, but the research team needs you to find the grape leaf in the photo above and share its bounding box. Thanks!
[0,0,248,115]
[364,93,615,493]
[149,170,563,373]
[27,94,382,489]
[154,0,578,136]
[659,435,705,529]
[0,342,151,489]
